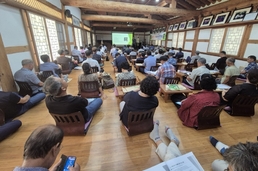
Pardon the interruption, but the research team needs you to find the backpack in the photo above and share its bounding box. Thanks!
[102,74,114,89]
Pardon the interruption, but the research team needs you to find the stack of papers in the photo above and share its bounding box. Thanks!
[166,84,186,91]
[144,152,204,171]
[122,85,140,93]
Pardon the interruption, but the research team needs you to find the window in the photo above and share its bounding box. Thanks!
[87,31,91,45]
[29,13,50,63]
[46,18,60,60]
[56,22,66,51]
[92,33,96,45]
[223,26,245,55]
[208,28,225,53]
[172,33,178,48]
[177,32,185,48]
[74,27,82,47]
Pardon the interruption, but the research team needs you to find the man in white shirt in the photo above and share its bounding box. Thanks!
[190,51,201,64]
[71,46,83,62]
[183,58,210,86]
[82,50,101,72]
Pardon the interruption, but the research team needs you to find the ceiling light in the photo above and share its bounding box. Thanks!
[155,0,159,2]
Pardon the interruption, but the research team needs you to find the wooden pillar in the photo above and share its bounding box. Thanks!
[62,4,71,52]
[0,34,17,92]
[191,28,200,56]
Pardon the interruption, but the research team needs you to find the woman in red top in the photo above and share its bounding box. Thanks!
[177,74,220,128]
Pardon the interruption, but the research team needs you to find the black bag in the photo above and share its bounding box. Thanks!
[102,75,114,89]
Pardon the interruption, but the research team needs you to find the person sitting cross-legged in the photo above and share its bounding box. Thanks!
[239,55,258,79]
[78,62,103,97]
[155,56,176,84]
[14,59,44,95]
[43,76,103,123]
[221,68,258,112]
[115,62,136,86]
[82,50,101,72]
[40,54,61,77]
[216,57,240,84]
[182,58,210,87]
[119,76,159,127]
[172,74,220,128]
[0,91,45,122]
[209,136,258,171]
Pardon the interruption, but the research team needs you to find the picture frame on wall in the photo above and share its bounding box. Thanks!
[200,15,213,27]
[213,12,230,25]
[243,12,258,21]
[229,6,252,23]
[162,27,166,32]
[168,25,173,31]
[179,22,186,30]
[186,19,195,29]
[173,24,179,31]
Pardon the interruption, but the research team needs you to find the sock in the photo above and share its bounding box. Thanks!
[149,120,160,143]
[165,126,180,146]
[209,136,229,155]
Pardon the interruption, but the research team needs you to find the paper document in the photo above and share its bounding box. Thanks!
[217,84,231,90]
[166,84,186,91]
[144,152,204,171]
[122,85,140,93]
[74,66,82,70]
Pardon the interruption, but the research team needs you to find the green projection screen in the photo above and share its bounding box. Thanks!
[112,32,133,46]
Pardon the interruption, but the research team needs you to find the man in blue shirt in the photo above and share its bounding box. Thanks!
[39,55,61,77]
[141,50,156,74]
[239,55,258,79]
[167,52,177,66]
[14,59,44,94]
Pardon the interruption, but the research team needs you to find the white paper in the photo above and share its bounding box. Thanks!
[217,84,231,89]
[144,152,204,171]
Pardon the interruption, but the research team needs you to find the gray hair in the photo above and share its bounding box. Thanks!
[197,58,206,64]
[223,142,258,171]
[22,59,33,66]
[227,57,235,64]
[43,76,62,96]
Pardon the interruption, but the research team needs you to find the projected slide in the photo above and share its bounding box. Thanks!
[112,32,133,45]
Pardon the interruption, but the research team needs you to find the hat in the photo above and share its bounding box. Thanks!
[118,50,122,54]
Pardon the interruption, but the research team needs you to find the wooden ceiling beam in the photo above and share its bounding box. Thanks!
[176,0,196,10]
[61,0,200,16]
[82,15,165,24]
[91,23,153,28]
[199,0,211,6]
[185,0,200,8]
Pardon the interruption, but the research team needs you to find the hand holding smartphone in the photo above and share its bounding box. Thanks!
[57,154,76,171]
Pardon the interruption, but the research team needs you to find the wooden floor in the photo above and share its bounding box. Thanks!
[1,59,258,171]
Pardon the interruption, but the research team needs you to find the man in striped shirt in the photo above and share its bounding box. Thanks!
[155,56,176,84]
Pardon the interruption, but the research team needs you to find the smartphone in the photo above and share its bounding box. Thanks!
[63,156,76,171]
[57,154,76,171]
